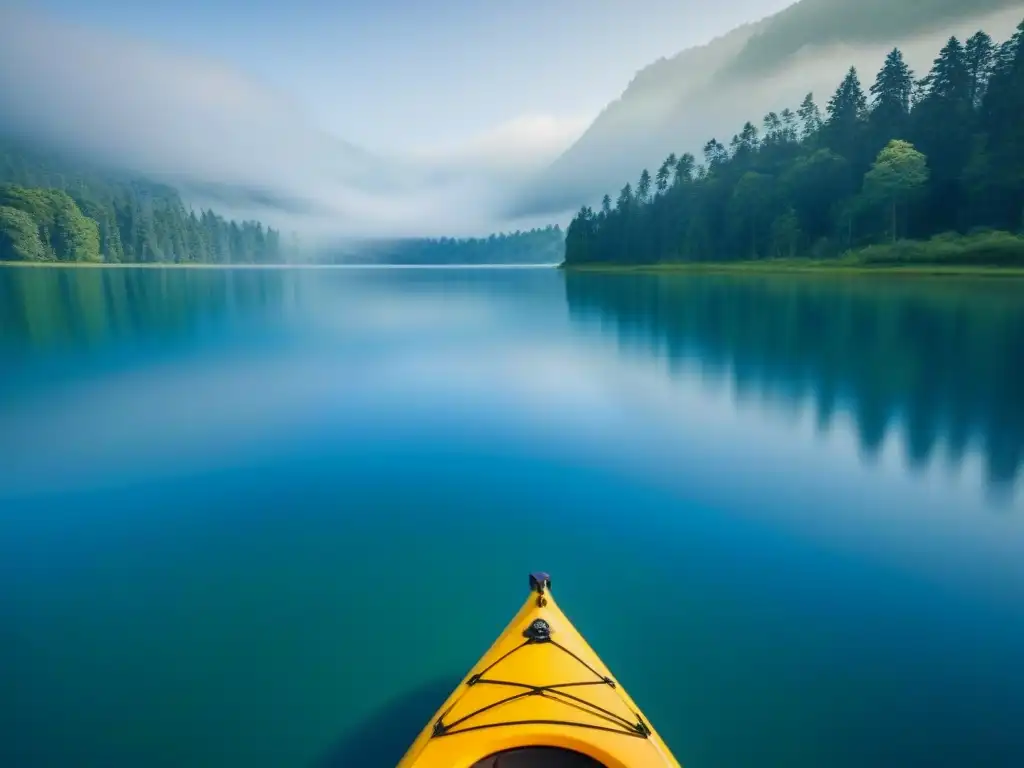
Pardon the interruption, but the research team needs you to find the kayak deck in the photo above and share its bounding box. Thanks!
[398,573,681,767]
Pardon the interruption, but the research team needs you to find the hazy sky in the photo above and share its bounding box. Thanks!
[1,0,796,239]
[26,0,794,153]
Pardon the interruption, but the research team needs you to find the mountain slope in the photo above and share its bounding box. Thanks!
[511,0,1024,217]
[721,0,1021,78]
[0,137,284,263]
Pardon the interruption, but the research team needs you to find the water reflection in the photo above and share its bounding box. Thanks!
[565,272,1024,495]
[0,266,298,355]
[0,266,564,359]
[2,265,1023,767]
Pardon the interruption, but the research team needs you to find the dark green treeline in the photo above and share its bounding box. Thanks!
[349,226,564,265]
[565,272,1024,494]
[0,140,283,264]
[565,20,1024,265]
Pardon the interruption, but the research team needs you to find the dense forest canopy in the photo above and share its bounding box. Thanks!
[348,226,564,265]
[0,139,284,264]
[565,19,1024,266]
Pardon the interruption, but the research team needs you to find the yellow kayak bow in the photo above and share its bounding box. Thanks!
[398,573,681,767]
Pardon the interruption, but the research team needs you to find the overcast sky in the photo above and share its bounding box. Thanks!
[1,0,797,238]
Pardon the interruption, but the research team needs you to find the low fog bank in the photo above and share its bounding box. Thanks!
[0,7,580,243]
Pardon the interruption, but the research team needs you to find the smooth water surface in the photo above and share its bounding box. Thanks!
[1,265,1023,767]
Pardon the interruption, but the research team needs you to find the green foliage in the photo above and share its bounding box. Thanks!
[0,205,48,261]
[0,139,283,263]
[863,140,929,241]
[770,207,802,258]
[0,185,101,262]
[847,230,1024,266]
[731,171,775,257]
[566,19,1024,267]
[978,20,1024,229]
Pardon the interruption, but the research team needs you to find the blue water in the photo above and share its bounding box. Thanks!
[1,265,1022,767]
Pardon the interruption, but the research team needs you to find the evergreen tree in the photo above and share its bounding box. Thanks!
[981,20,1024,230]
[824,67,868,162]
[923,36,972,105]
[869,49,915,147]
[913,35,975,228]
[655,159,671,195]
[636,169,652,204]
[673,153,695,185]
[797,93,823,140]
[703,139,728,170]
[965,31,996,108]
[763,112,783,144]
[780,109,798,143]
[616,184,633,212]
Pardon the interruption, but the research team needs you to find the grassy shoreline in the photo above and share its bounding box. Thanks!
[5,260,1023,277]
[559,260,1024,277]
[561,232,1024,278]
[0,261,562,270]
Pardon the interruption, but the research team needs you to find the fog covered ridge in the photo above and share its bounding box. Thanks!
[721,0,1023,78]
[510,0,1024,218]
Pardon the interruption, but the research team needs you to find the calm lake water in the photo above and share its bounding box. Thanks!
[1,265,1023,768]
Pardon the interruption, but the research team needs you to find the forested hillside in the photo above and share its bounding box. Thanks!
[514,0,1022,217]
[353,226,564,265]
[0,139,283,263]
[565,20,1024,265]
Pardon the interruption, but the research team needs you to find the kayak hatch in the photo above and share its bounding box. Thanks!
[397,573,681,767]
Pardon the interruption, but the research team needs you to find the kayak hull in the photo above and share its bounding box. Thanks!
[398,575,681,767]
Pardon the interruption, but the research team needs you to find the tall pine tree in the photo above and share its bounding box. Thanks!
[869,49,914,151]
[824,67,868,175]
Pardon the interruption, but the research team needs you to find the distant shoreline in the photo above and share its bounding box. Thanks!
[558,261,1024,278]
[5,260,1021,276]
[0,261,562,270]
